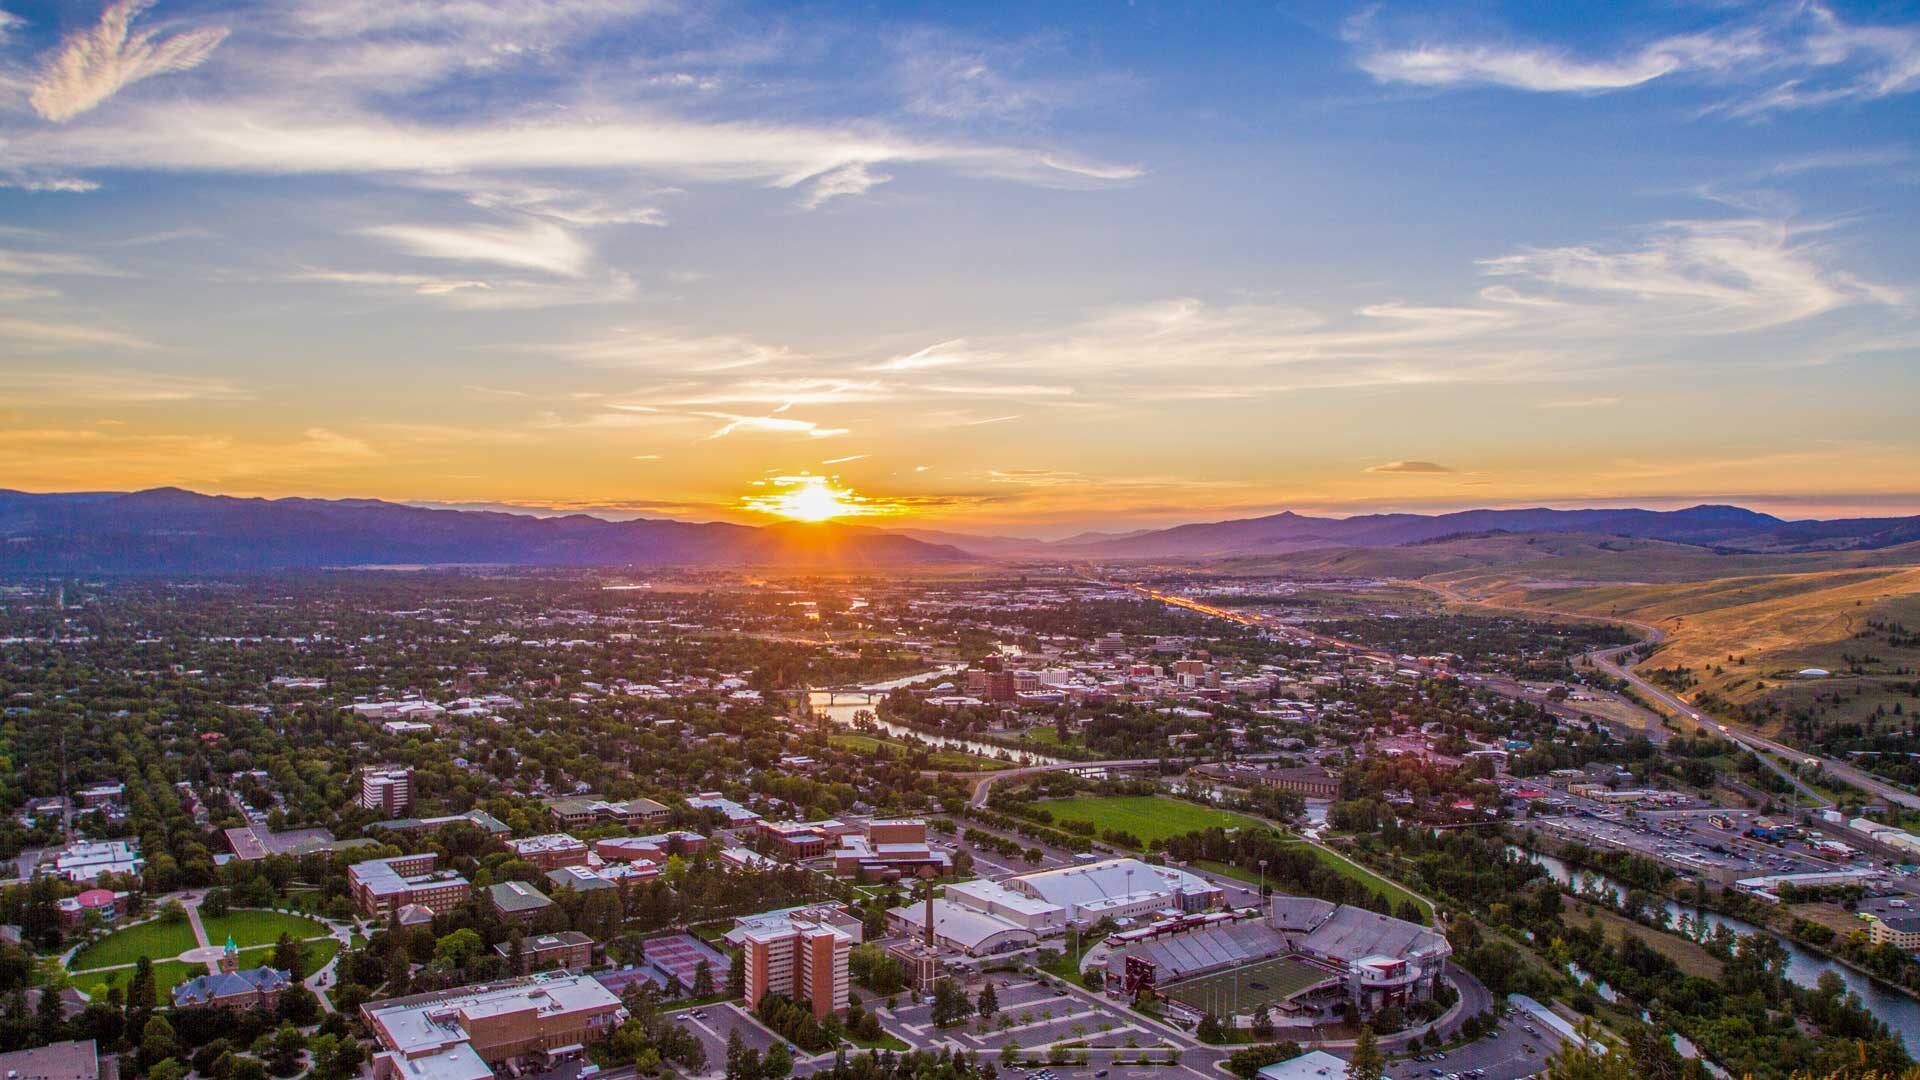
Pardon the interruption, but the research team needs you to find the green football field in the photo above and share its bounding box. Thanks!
[1161,955,1335,1017]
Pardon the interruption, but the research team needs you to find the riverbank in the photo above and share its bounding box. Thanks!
[1524,831,1920,1004]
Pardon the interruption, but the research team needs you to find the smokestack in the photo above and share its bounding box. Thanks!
[923,882,934,947]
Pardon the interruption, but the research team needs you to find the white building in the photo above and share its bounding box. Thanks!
[1005,858,1222,926]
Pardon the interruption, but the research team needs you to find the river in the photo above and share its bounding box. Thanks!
[1513,846,1920,1054]
[806,667,1068,766]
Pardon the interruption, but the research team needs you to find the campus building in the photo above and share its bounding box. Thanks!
[349,853,471,920]
[507,834,590,872]
[544,795,671,831]
[495,932,595,974]
[724,905,860,1019]
[363,973,627,1080]
[1005,857,1222,926]
[359,766,415,815]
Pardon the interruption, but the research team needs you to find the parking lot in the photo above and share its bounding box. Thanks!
[887,973,1182,1058]
[1385,1015,1564,1080]
[670,1001,790,1071]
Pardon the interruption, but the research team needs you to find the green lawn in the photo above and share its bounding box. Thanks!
[1036,796,1272,848]
[70,959,202,1005]
[69,918,199,971]
[200,909,331,949]
[830,733,1000,771]
[1194,844,1434,925]
[239,936,340,974]
[1163,955,1336,1017]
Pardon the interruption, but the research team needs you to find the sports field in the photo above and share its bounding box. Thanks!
[1161,955,1334,1017]
[1036,796,1270,848]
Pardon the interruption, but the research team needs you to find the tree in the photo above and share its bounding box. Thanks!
[692,959,714,998]
[1542,1036,1635,1080]
[1225,1043,1303,1080]
[126,957,157,1019]
[1196,1012,1225,1044]
[266,1025,306,1077]
[976,981,999,1018]
[999,1040,1020,1068]
[764,1042,793,1080]
[930,979,972,1027]
[148,1061,188,1080]
[201,889,231,918]
[34,985,66,1045]
[433,928,483,968]
[1250,1003,1274,1040]
[1346,1026,1384,1080]
[272,933,304,980]
[728,949,746,996]
[141,1014,178,1069]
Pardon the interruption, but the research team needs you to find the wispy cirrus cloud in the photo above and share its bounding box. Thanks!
[1348,3,1920,115]
[360,219,593,278]
[0,367,248,401]
[29,0,230,122]
[698,413,849,440]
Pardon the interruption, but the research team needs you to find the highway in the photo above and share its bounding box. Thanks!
[1117,573,1920,812]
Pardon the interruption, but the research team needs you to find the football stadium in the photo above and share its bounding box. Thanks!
[1107,897,1450,1022]
[1160,954,1341,1017]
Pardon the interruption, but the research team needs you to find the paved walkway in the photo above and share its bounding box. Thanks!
[183,895,219,974]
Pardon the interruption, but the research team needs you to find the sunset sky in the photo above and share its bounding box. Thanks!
[1,0,1916,535]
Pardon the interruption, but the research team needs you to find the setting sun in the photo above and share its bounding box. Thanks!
[740,474,905,522]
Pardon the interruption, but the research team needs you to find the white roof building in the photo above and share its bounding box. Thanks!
[1256,1051,1350,1080]
[1006,858,1222,925]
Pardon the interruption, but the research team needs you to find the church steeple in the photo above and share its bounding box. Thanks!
[220,935,238,974]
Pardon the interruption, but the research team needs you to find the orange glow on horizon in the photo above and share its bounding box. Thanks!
[739,474,908,523]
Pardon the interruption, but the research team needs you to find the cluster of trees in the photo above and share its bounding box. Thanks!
[608,981,709,1076]
[755,993,836,1054]
[1547,912,1907,1078]
[1163,827,1419,920]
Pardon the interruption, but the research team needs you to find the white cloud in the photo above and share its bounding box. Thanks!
[1478,218,1901,329]
[0,317,155,350]
[30,0,230,122]
[1349,4,1920,114]
[698,413,849,439]
[361,218,592,277]
[794,162,893,210]
[0,367,248,401]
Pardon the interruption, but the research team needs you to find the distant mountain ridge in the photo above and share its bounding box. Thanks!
[0,487,970,573]
[4,487,1916,573]
[920,504,1920,559]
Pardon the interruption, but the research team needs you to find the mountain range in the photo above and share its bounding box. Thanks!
[3,487,1919,573]
[0,487,969,573]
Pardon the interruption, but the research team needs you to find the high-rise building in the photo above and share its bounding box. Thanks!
[725,906,858,1018]
[359,766,414,815]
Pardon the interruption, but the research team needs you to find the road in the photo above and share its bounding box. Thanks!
[967,758,1186,807]
[1584,634,1920,811]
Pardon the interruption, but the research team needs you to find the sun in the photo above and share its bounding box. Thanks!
[741,474,904,523]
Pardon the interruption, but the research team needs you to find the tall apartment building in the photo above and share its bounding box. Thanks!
[349,853,471,920]
[359,766,414,816]
[724,906,858,1019]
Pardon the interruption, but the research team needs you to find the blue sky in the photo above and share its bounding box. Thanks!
[0,0,1915,533]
